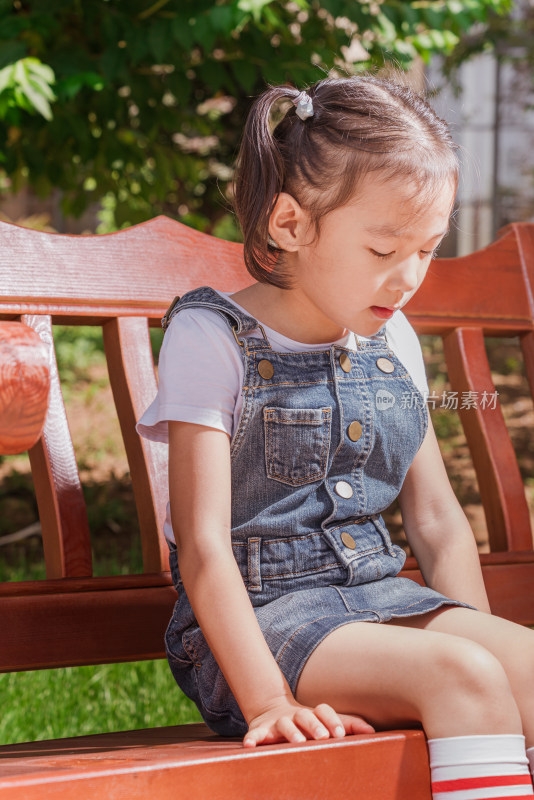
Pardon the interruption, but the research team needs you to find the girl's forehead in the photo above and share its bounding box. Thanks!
[344,176,455,233]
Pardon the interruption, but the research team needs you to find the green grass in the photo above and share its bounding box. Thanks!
[0,660,202,746]
[0,551,203,746]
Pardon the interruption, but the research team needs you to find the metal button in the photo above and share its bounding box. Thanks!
[341,531,356,550]
[339,352,351,373]
[258,359,274,380]
[347,421,362,442]
[376,357,394,374]
[335,480,353,499]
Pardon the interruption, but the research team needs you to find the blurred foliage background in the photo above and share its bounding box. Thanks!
[0,0,512,232]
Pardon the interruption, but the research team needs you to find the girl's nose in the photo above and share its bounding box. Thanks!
[387,256,424,294]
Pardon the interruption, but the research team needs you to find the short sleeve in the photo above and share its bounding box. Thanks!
[136,308,244,443]
[386,311,429,398]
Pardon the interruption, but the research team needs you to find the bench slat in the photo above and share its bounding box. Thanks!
[0,217,249,319]
[443,326,532,552]
[103,317,169,572]
[24,314,93,579]
[407,224,533,333]
[0,584,176,671]
[2,560,534,672]
[521,331,534,402]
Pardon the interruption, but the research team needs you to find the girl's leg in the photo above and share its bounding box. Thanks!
[387,607,534,747]
[295,620,521,737]
[295,620,532,799]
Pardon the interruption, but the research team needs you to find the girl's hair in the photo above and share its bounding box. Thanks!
[234,75,459,288]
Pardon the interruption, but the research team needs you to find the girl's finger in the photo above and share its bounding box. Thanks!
[313,702,347,738]
[276,715,307,744]
[243,725,270,747]
[293,708,329,740]
[339,712,376,734]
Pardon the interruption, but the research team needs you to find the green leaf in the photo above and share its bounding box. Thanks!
[230,59,257,93]
[171,13,194,50]
[197,60,228,92]
[167,70,191,103]
[27,75,56,102]
[147,18,173,61]
[237,0,274,24]
[375,11,397,42]
[191,14,217,51]
[13,85,33,113]
[0,64,15,94]
[25,58,55,85]
[126,31,150,64]
[56,72,104,100]
[13,59,28,90]
[100,48,124,81]
[421,6,445,31]
[21,82,53,120]
[209,5,234,33]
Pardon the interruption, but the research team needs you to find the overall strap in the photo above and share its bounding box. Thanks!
[354,324,391,351]
[161,286,269,347]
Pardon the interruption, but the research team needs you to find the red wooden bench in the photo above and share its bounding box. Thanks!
[0,217,533,799]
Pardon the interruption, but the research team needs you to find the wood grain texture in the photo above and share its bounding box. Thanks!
[0,584,176,671]
[0,321,49,454]
[0,216,250,320]
[406,223,534,333]
[24,315,92,579]
[521,331,534,402]
[0,726,432,800]
[103,317,168,573]
[0,572,171,598]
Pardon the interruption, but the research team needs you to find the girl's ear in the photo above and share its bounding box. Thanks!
[268,192,309,252]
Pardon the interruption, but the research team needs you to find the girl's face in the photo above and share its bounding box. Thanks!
[286,174,455,340]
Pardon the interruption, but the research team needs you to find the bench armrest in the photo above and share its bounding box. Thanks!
[0,321,50,455]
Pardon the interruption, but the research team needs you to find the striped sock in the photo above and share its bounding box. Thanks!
[428,734,533,799]
[527,746,534,777]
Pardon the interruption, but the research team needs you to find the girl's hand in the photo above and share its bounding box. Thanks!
[243,698,375,747]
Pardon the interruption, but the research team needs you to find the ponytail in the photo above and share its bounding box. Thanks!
[234,85,307,288]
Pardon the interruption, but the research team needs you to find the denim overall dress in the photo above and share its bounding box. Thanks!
[163,287,474,736]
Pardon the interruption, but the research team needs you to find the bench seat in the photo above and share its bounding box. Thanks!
[0,725,431,799]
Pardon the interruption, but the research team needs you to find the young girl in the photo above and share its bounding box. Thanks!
[137,76,534,799]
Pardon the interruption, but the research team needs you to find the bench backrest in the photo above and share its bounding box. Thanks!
[0,216,533,673]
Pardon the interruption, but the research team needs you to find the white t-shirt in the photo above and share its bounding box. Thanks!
[137,290,429,445]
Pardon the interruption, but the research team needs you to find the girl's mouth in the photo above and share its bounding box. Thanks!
[371,305,396,320]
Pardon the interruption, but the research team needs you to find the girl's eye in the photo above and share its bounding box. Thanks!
[421,245,441,259]
[370,249,395,260]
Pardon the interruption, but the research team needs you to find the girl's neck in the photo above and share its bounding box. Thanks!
[230,282,347,345]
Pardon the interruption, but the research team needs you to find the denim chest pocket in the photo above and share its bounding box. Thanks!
[263,406,332,486]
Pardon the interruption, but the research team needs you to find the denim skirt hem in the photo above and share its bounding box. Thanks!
[270,579,476,695]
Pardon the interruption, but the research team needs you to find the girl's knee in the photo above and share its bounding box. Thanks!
[419,637,522,735]
[427,637,519,718]
[438,638,511,694]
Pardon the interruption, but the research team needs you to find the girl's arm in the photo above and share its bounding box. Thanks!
[398,421,491,613]
[168,420,374,747]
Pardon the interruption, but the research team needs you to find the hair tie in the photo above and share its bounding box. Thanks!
[293,90,314,121]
